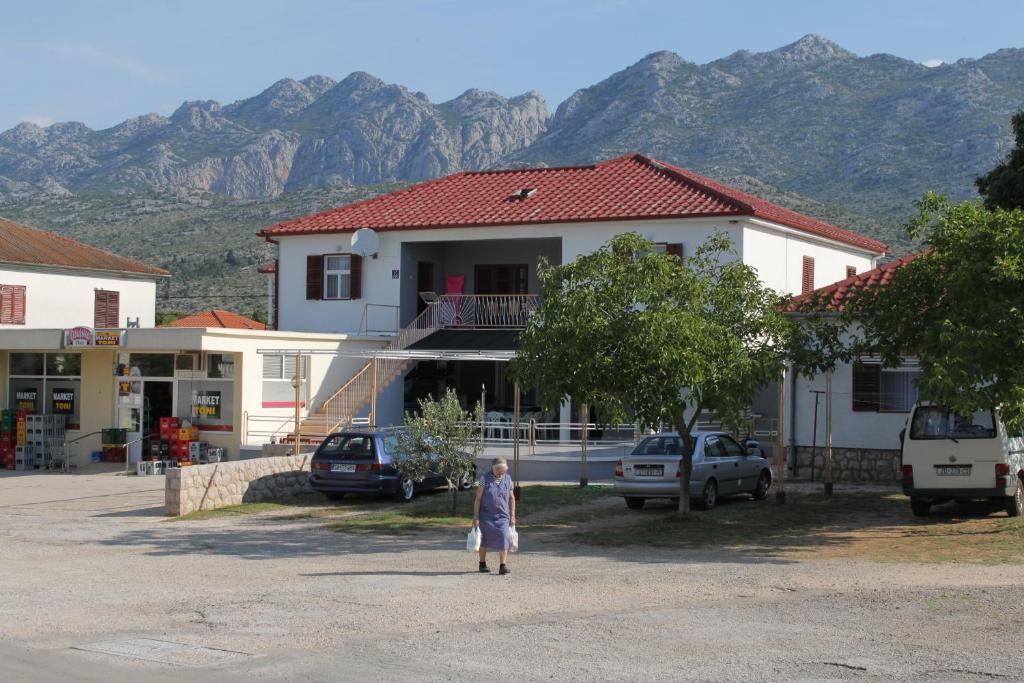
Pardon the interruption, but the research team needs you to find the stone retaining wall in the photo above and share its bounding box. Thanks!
[793,446,900,482]
[165,455,313,516]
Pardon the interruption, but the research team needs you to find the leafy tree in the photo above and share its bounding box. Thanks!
[830,194,1024,428]
[393,389,483,514]
[976,110,1024,211]
[512,232,789,513]
[155,310,187,326]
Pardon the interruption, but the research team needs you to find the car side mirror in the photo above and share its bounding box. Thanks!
[744,440,761,456]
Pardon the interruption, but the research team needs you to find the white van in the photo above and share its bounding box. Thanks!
[901,403,1024,517]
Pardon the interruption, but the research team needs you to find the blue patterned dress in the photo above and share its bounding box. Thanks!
[478,472,512,551]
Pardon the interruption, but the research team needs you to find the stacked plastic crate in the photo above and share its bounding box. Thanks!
[101,428,128,462]
[0,409,17,469]
[27,415,66,468]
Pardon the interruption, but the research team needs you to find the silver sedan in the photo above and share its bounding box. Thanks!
[613,431,772,510]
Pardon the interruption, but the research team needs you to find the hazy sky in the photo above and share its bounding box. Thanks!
[3,0,1023,131]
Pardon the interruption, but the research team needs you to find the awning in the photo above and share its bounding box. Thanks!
[407,329,519,352]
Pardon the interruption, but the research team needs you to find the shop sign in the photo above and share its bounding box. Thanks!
[94,330,123,347]
[51,388,75,415]
[15,388,38,412]
[63,326,122,347]
[64,326,94,347]
[192,390,221,419]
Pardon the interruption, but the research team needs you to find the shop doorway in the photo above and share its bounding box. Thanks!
[142,381,173,439]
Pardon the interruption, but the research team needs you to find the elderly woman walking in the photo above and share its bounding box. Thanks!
[473,457,517,575]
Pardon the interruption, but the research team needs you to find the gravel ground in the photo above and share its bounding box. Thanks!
[1,472,1023,681]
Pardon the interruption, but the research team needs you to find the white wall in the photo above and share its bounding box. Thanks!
[0,265,158,329]
[792,362,908,452]
[743,223,876,296]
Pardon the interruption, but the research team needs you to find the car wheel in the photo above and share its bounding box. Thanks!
[698,479,717,511]
[458,469,476,491]
[325,492,346,502]
[394,476,415,503]
[752,470,771,500]
[1005,480,1023,517]
[910,497,931,517]
[625,497,645,510]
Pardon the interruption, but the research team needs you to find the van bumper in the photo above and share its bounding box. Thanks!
[903,486,1013,499]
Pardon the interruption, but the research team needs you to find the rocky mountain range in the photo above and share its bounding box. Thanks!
[3,34,1023,225]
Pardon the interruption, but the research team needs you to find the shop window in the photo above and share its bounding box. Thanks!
[262,354,310,408]
[206,353,235,379]
[8,352,82,429]
[129,353,174,377]
[176,379,234,431]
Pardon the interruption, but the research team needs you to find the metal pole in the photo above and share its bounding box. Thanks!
[480,383,486,440]
[810,390,824,482]
[370,357,378,428]
[580,403,589,488]
[293,353,302,455]
[825,369,834,495]
[513,382,521,500]
[776,367,786,505]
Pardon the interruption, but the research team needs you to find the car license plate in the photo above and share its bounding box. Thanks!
[634,465,664,477]
[936,466,971,476]
[331,463,356,473]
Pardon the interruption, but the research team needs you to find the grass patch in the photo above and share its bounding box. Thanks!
[326,485,614,535]
[572,491,1024,564]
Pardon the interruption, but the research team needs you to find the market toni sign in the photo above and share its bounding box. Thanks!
[51,388,75,415]
[192,390,221,420]
[15,388,38,411]
[63,327,122,348]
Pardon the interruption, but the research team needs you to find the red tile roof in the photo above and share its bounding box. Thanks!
[0,216,169,277]
[785,252,925,312]
[259,153,888,253]
[257,261,277,274]
[166,309,266,330]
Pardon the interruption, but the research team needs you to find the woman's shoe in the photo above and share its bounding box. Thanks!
[479,562,490,573]
[499,564,510,575]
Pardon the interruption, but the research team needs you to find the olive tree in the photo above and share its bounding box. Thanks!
[512,232,789,513]
[392,389,483,514]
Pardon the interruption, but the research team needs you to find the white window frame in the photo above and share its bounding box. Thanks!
[323,254,352,300]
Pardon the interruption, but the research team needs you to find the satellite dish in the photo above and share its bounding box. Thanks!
[351,228,380,257]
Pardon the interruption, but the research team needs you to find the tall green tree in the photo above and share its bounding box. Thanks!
[976,110,1024,211]
[819,194,1024,428]
[512,232,789,513]
[393,389,483,514]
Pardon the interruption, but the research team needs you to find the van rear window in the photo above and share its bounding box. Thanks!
[909,407,996,440]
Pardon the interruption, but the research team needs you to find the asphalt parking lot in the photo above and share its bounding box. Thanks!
[1,469,1023,681]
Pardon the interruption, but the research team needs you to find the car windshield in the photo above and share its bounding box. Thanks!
[316,434,376,460]
[909,407,996,440]
[631,436,683,455]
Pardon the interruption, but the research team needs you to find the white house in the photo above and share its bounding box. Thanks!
[258,153,889,444]
[783,254,922,482]
[0,216,168,329]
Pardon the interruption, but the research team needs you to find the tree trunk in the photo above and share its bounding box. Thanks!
[674,405,704,515]
[448,482,457,516]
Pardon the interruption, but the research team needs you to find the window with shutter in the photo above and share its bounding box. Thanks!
[801,256,815,294]
[306,255,324,300]
[665,243,684,260]
[846,265,857,279]
[350,254,362,299]
[0,285,25,325]
[94,290,120,328]
[852,363,881,412]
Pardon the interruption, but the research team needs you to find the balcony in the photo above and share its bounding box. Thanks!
[427,294,539,329]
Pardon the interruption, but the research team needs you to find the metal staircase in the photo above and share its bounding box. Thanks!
[284,294,540,444]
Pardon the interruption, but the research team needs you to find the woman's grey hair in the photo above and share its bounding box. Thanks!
[491,457,508,469]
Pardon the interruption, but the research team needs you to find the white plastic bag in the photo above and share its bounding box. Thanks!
[506,525,519,553]
[466,526,481,551]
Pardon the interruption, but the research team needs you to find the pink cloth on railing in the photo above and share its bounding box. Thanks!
[445,275,466,325]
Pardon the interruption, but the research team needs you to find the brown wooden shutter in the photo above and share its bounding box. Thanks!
[349,254,362,300]
[852,363,881,412]
[0,286,13,324]
[846,265,857,279]
[666,243,684,260]
[306,255,324,300]
[11,285,25,325]
[801,256,815,294]
[94,290,119,328]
